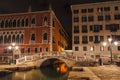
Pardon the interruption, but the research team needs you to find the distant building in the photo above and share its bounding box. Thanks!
[71,1,120,58]
[0,9,69,62]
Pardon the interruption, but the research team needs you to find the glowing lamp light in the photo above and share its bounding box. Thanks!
[114,41,118,46]
[103,42,107,46]
[8,46,12,50]
[108,38,112,42]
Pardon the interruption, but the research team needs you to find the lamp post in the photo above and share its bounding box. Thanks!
[8,43,19,64]
[103,38,118,64]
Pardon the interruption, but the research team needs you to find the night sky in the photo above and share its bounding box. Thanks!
[0,0,114,39]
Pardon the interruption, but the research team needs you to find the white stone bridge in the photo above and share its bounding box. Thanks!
[15,53,77,67]
[15,53,94,67]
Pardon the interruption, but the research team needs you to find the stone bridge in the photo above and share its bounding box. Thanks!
[15,53,77,67]
[35,55,76,68]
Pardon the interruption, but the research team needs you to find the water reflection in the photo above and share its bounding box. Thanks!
[1,67,69,80]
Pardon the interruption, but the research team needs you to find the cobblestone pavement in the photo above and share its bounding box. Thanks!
[89,65,120,80]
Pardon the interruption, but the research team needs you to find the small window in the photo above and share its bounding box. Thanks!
[98,15,103,21]
[74,17,79,22]
[82,16,87,22]
[74,26,79,33]
[88,16,94,21]
[105,15,111,21]
[88,8,93,13]
[104,7,110,11]
[21,48,24,53]
[118,46,120,51]
[115,6,118,11]
[74,36,79,44]
[32,18,35,24]
[28,48,30,53]
[89,36,93,42]
[40,48,42,52]
[75,46,79,51]
[31,33,35,41]
[46,47,48,52]
[83,46,87,51]
[43,33,47,40]
[35,48,38,53]
[100,36,104,41]
[73,10,79,14]
[81,9,87,13]
[4,48,7,53]
[82,25,87,33]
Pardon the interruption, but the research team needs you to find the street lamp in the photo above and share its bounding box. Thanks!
[8,43,19,64]
[103,38,118,64]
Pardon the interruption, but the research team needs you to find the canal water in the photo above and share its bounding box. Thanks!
[0,67,69,80]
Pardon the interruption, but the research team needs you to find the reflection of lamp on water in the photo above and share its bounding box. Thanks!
[8,43,19,64]
[58,63,68,74]
[103,38,118,64]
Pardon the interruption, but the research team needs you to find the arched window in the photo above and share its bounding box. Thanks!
[5,20,8,28]
[1,20,4,28]
[21,19,24,27]
[31,33,35,41]
[0,35,3,44]
[20,34,24,43]
[44,16,48,25]
[9,20,12,28]
[16,35,19,43]
[13,20,16,27]
[17,19,20,27]
[32,18,35,24]
[8,35,11,43]
[4,35,7,44]
[12,35,15,42]
[43,33,47,40]
[25,18,28,26]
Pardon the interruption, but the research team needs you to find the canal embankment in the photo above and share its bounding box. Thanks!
[68,66,101,80]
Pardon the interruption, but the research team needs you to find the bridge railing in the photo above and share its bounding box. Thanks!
[15,52,94,65]
[16,54,42,65]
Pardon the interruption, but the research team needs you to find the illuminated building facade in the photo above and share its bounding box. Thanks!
[0,10,69,62]
[71,1,120,58]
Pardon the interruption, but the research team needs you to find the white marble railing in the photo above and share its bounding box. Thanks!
[15,52,89,65]
[16,54,41,65]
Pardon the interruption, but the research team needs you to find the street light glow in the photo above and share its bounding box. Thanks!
[15,46,19,50]
[103,42,107,46]
[12,43,16,47]
[8,46,12,50]
[114,41,118,46]
[108,38,112,42]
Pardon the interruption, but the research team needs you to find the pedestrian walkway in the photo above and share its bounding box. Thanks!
[68,67,100,80]
[89,65,120,80]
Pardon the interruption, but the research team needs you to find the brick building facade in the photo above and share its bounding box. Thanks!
[0,10,69,62]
